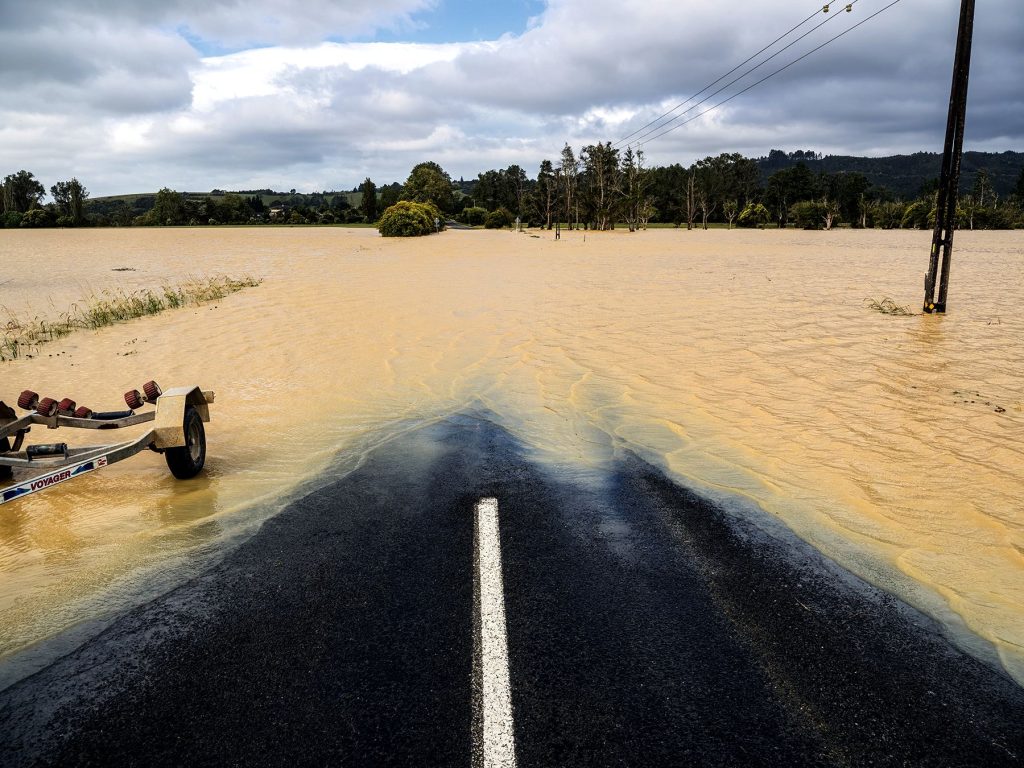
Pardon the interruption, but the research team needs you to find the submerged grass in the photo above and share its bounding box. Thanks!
[864,297,917,316]
[1,275,262,361]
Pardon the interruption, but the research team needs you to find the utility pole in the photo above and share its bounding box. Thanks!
[554,168,562,240]
[923,0,976,314]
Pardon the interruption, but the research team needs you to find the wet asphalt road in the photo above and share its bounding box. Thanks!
[2,414,1023,767]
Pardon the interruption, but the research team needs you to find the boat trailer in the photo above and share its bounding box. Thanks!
[1,382,214,505]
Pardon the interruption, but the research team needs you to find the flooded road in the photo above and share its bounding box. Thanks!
[1,226,1022,685]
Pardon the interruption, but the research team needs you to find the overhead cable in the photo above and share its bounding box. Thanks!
[621,1,862,149]
[614,2,839,148]
[637,0,903,148]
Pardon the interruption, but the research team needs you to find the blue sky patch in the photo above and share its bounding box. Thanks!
[368,0,546,43]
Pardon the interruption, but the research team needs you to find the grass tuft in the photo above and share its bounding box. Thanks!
[1,275,261,361]
[864,297,916,316]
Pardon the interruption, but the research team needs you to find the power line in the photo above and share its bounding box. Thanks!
[636,0,903,149]
[620,1,861,149]
[614,3,836,148]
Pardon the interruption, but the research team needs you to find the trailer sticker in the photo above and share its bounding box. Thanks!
[2,457,108,503]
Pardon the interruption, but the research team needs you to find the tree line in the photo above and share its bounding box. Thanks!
[2,171,89,228]
[0,173,376,228]
[377,149,1024,232]
[4,149,1023,230]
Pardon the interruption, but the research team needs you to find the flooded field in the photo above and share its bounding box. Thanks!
[1,226,1022,685]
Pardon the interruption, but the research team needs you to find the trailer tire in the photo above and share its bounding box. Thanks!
[165,406,206,479]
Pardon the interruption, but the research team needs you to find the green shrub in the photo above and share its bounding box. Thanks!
[419,201,445,230]
[484,207,513,229]
[461,206,488,226]
[789,200,826,229]
[901,200,932,229]
[971,206,1016,230]
[2,211,24,228]
[737,202,770,228]
[20,208,55,228]
[872,201,906,229]
[378,201,441,237]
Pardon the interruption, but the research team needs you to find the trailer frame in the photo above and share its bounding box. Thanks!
[1,387,214,506]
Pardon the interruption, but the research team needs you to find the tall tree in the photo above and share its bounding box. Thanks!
[403,161,454,213]
[648,163,688,225]
[764,163,818,227]
[474,169,506,212]
[727,153,762,207]
[3,170,45,213]
[619,147,651,232]
[536,160,556,229]
[692,155,730,229]
[825,171,870,226]
[145,188,187,226]
[580,142,619,231]
[558,144,579,229]
[379,183,403,210]
[971,169,995,208]
[359,177,378,222]
[723,200,739,229]
[504,165,529,218]
[685,171,697,230]
[50,178,89,225]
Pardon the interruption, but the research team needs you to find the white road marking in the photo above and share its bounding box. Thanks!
[476,497,517,768]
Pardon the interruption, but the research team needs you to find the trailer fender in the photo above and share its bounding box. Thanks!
[151,387,214,449]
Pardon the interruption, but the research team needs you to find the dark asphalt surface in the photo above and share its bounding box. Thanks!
[1,413,1023,767]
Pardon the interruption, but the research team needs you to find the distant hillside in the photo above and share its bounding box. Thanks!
[756,150,1024,200]
[87,149,1024,216]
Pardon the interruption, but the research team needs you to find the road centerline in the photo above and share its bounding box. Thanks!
[475,496,517,768]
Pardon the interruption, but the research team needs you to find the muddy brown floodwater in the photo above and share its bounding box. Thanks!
[1,226,1022,686]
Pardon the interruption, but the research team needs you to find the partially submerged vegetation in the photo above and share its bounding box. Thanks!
[377,200,445,237]
[1,275,262,361]
[864,297,916,316]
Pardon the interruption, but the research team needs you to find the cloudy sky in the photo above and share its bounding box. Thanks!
[1,0,1021,197]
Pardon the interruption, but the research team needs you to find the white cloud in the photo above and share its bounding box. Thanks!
[192,41,484,111]
[1,0,1021,195]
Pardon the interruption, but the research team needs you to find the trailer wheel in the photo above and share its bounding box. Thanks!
[143,380,162,402]
[124,389,144,410]
[165,406,206,479]
[18,390,38,411]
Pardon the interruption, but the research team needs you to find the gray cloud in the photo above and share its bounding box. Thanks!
[1,0,1020,196]
[11,0,435,47]
[0,19,196,115]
